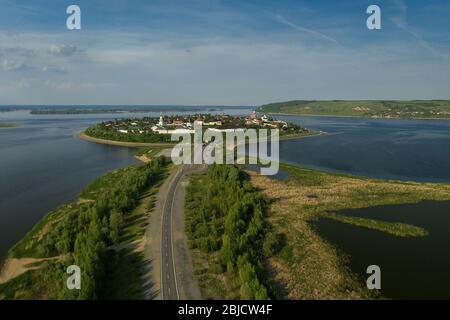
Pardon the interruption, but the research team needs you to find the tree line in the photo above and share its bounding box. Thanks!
[85,124,172,143]
[185,165,280,299]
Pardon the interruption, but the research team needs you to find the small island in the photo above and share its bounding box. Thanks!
[0,123,19,128]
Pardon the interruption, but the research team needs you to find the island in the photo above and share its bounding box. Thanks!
[257,100,450,120]
[0,123,19,128]
[81,112,316,146]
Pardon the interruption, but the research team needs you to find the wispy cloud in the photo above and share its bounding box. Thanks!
[390,0,444,57]
[274,14,338,44]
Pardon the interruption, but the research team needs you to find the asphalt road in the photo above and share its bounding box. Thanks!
[160,164,206,300]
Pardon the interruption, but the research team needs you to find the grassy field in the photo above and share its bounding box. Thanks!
[248,163,450,299]
[257,100,450,119]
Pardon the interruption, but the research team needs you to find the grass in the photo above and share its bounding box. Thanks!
[279,163,450,210]
[257,100,450,119]
[322,213,428,237]
[248,162,450,299]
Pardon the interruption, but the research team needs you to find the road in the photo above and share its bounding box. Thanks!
[160,164,206,300]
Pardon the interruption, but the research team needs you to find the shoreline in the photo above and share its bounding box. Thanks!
[265,112,450,121]
[78,129,326,147]
[77,131,175,148]
[247,163,450,299]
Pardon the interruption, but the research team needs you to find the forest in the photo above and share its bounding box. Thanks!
[0,157,169,299]
[185,165,280,300]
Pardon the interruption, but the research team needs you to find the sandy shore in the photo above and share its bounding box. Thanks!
[77,131,175,148]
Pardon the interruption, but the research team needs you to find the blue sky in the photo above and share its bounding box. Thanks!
[0,0,449,105]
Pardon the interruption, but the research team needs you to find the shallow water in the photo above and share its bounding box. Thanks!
[312,201,450,299]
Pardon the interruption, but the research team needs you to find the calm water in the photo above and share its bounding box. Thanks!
[277,115,450,182]
[312,201,450,299]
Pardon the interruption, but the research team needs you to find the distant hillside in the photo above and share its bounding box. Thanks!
[257,100,450,119]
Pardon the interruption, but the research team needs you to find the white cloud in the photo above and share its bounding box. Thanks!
[0,30,449,104]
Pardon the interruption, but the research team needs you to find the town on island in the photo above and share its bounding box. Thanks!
[83,111,315,144]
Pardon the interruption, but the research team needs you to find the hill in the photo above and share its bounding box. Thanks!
[257,100,450,119]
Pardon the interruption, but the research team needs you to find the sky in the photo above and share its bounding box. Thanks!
[0,0,449,105]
